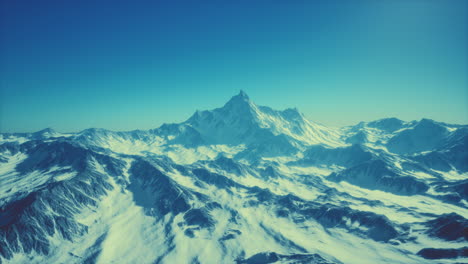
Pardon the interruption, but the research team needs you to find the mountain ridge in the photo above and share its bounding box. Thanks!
[1,91,467,263]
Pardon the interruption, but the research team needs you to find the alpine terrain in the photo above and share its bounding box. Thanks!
[1,91,467,264]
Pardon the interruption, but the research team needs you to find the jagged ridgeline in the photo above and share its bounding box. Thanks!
[1,92,467,264]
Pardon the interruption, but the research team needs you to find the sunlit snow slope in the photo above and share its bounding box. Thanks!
[1,92,467,264]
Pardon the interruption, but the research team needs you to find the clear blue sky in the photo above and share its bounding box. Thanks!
[1,0,467,132]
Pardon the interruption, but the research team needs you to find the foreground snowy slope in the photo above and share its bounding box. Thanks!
[1,92,467,264]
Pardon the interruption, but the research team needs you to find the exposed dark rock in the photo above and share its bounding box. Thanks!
[418,247,468,259]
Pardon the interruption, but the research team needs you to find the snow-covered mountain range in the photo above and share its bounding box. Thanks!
[1,91,467,264]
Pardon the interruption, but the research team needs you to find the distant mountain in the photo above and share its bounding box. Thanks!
[1,91,467,264]
[184,91,342,147]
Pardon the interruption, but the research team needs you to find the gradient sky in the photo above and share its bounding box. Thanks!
[1,0,467,132]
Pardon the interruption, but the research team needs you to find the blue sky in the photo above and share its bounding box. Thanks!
[1,0,467,132]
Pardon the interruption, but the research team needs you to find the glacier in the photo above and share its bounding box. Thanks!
[0,91,467,264]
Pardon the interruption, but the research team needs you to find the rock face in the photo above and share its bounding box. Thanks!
[424,213,468,241]
[293,144,373,167]
[386,119,449,154]
[328,159,429,195]
[417,247,468,260]
[367,118,405,133]
[1,92,467,264]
